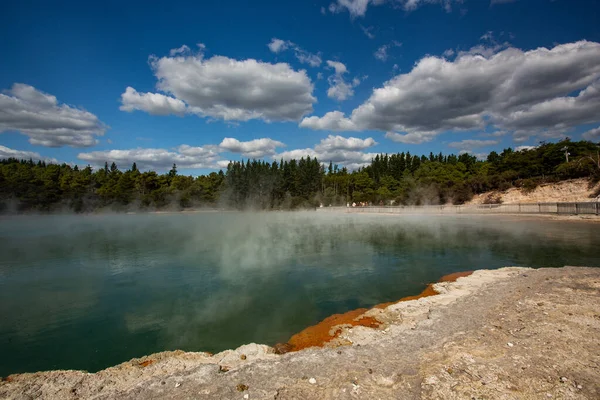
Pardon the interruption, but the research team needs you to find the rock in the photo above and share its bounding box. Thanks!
[236,384,249,392]
[175,382,181,388]
[273,343,293,354]
[560,377,567,383]
[308,378,317,385]
[240,354,247,360]
[507,342,514,347]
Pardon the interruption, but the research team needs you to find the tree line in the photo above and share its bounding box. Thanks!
[1,139,598,213]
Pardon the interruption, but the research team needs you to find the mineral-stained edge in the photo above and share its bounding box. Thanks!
[281,271,474,352]
[7,266,595,399]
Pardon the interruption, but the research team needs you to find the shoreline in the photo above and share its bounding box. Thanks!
[335,210,600,223]
[279,271,473,353]
[2,266,599,399]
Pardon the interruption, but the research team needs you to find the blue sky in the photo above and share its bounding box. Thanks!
[1,0,600,174]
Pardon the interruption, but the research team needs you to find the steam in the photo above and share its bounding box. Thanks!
[0,212,599,374]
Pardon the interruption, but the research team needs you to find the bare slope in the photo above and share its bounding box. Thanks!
[467,178,600,204]
[1,266,599,399]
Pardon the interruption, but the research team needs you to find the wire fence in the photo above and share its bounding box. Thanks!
[317,202,600,215]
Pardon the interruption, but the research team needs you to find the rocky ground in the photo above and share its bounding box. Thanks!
[2,266,599,400]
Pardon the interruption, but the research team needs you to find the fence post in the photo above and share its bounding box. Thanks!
[575,203,579,215]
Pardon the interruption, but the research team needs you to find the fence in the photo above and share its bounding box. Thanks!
[316,202,600,215]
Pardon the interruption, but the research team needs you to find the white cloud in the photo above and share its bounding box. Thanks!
[384,131,438,144]
[0,83,106,147]
[328,0,376,17]
[169,45,191,56]
[326,60,347,75]
[0,145,58,163]
[315,135,377,151]
[582,126,600,141]
[277,147,375,171]
[301,41,600,145]
[514,145,536,152]
[76,136,290,170]
[448,139,499,149]
[374,41,402,62]
[267,38,322,67]
[123,48,316,122]
[77,146,224,171]
[120,87,187,116]
[327,0,462,18]
[360,25,375,39]
[300,111,359,131]
[274,135,377,169]
[267,38,290,53]
[442,49,455,58]
[325,60,362,101]
[456,42,508,59]
[219,137,285,158]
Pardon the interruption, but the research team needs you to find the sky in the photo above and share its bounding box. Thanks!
[1,0,600,174]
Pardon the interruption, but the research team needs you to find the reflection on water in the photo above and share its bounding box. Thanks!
[0,212,599,375]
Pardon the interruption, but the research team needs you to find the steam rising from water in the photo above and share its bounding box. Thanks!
[0,212,599,375]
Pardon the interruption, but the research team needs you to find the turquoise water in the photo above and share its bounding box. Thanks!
[1,212,599,376]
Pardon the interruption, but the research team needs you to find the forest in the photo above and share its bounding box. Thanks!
[1,139,599,213]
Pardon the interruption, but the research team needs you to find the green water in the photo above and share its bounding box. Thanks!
[0,212,599,376]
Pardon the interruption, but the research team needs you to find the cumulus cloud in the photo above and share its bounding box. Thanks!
[0,83,106,147]
[374,41,402,62]
[219,137,285,158]
[327,0,462,18]
[315,135,377,151]
[76,136,290,170]
[120,47,316,123]
[582,127,600,141]
[267,38,322,67]
[300,111,359,131]
[275,135,377,170]
[77,145,224,171]
[0,145,58,163]
[300,41,600,144]
[325,60,362,101]
[120,87,187,116]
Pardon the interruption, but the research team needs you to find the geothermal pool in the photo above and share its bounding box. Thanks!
[1,212,599,376]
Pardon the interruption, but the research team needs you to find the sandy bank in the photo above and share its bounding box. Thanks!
[467,178,600,205]
[2,266,599,399]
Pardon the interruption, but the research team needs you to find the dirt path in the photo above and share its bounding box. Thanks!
[2,266,599,399]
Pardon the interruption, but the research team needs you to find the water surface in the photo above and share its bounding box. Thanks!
[1,212,599,376]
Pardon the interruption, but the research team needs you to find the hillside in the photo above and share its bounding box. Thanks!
[467,178,600,205]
